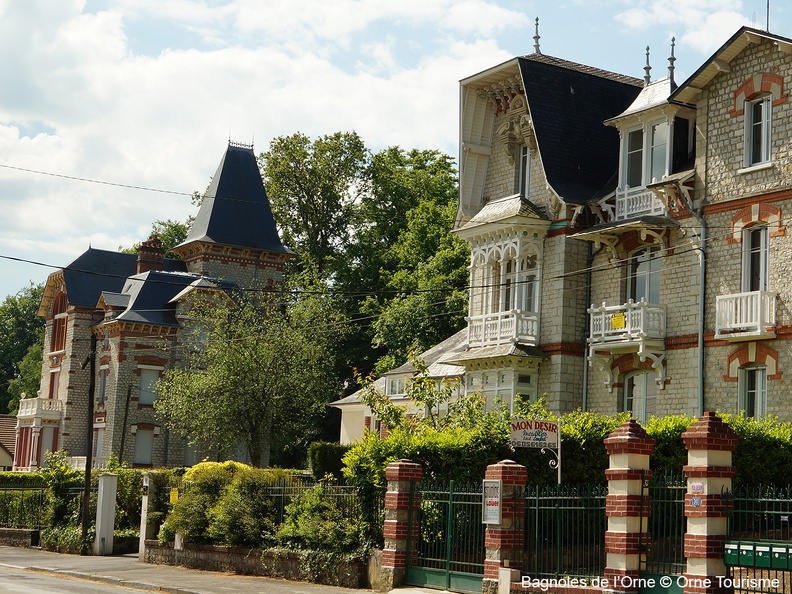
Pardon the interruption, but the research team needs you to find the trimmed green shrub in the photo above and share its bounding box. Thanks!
[645,414,695,474]
[720,413,792,486]
[308,442,350,481]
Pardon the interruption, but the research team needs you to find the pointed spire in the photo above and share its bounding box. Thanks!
[533,17,541,54]
[644,46,652,86]
[668,37,676,88]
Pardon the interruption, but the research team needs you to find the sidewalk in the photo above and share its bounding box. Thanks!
[0,545,376,594]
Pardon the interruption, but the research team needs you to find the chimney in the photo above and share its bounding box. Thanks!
[136,234,165,274]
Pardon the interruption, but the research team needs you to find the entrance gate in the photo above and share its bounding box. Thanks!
[639,471,687,594]
[405,480,485,594]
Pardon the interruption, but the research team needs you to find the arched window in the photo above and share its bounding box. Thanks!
[51,293,68,352]
[738,364,767,418]
[621,371,657,424]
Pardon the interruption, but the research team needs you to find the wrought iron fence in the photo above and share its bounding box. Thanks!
[521,483,608,580]
[640,470,687,575]
[726,484,792,594]
[0,486,48,529]
[407,481,485,580]
[729,484,792,542]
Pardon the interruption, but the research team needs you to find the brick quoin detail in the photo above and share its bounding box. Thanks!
[484,460,527,581]
[381,459,422,577]
[385,460,423,482]
[606,494,651,517]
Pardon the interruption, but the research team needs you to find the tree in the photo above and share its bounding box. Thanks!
[259,131,369,276]
[6,342,43,414]
[118,217,193,256]
[332,147,467,377]
[0,283,45,413]
[155,290,348,467]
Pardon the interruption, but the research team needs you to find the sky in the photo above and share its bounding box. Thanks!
[0,0,789,301]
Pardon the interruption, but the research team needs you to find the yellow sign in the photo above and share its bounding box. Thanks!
[611,312,625,329]
[170,487,179,504]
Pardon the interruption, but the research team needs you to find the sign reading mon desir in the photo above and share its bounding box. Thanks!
[510,419,558,449]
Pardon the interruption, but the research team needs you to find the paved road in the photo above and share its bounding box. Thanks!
[0,546,376,594]
[0,566,143,593]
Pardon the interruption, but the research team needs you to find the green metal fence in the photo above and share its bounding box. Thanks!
[521,483,608,580]
[640,471,687,576]
[726,484,792,594]
[405,480,485,594]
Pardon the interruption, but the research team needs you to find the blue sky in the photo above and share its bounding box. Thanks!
[0,0,789,301]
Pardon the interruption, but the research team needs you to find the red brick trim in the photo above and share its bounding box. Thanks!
[703,187,792,215]
[605,494,651,517]
[730,72,787,117]
[604,530,643,554]
[682,412,738,451]
[684,494,732,517]
[683,466,737,478]
[385,460,423,482]
[604,420,656,455]
[726,203,785,244]
[665,334,699,350]
[722,342,782,383]
[684,533,727,558]
[485,459,528,484]
[541,342,585,357]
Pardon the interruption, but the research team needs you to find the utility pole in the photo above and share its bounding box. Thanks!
[80,330,97,555]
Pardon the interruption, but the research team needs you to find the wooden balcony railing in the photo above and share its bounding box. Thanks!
[467,310,539,347]
[715,291,776,341]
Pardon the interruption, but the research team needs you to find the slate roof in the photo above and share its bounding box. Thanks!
[179,143,291,255]
[0,414,17,458]
[61,249,187,310]
[518,54,643,205]
[608,76,676,121]
[114,270,232,327]
[459,194,549,232]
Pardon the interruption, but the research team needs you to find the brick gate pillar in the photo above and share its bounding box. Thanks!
[483,459,528,594]
[604,419,656,594]
[682,412,738,594]
[380,459,423,591]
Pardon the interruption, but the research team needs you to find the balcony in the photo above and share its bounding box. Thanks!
[467,310,539,347]
[65,456,110,471]
[614,186,666,221]
[715,291,776,341]
[589,299,666,348]
[17,397,63,419]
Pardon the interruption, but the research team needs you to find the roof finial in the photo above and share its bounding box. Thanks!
[533,17,541,54]
[668,37,676,88]
[644,46,652,86]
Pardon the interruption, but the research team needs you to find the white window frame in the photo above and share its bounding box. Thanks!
[623,371,657,424]
[624,128,644,188]
[741,226,769,293]
[138,366,162,406]
[738,365,767,418]
[649,122,668,183]
[98,366,108,405]
[745,95,772,167]
[133,428,154,466]
[628,246,661,304]
[518,145,531,197]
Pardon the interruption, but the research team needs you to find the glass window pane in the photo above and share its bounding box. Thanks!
[626,130,644,187]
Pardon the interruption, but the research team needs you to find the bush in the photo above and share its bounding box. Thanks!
[645,414,695,475]
[206,467,294,547]
[308,442,350,481]
[720,413,792,486]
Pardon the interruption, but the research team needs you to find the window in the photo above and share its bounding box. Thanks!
[133,428,154,465]
[649,122,668,182]
[518,145,531,197]
[51,293,68,352]
[628,246,660,304]
[48,370,60,400]
[517,255,538,312]
[625,129,644,188]
[739,365,767,418]
[98,367,108,405]
[387,377,406,396]
[138,368,161,406]
[94,428,104,458]
[745,95,771,166]
[742,226,769,292]
[622,371,657,423]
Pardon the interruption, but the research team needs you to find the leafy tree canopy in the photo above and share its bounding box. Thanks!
[156,288,349,467]
[0,283,44,413]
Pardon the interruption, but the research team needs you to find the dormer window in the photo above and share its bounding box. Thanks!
[745,95,771,166]
[623,122,669,188]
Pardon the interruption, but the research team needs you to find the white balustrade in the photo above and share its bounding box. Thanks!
[614,186,665,221]
[17,397,63,417]
[715,291,776,340]
[467,310,539,347]
[588,299,666,345]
